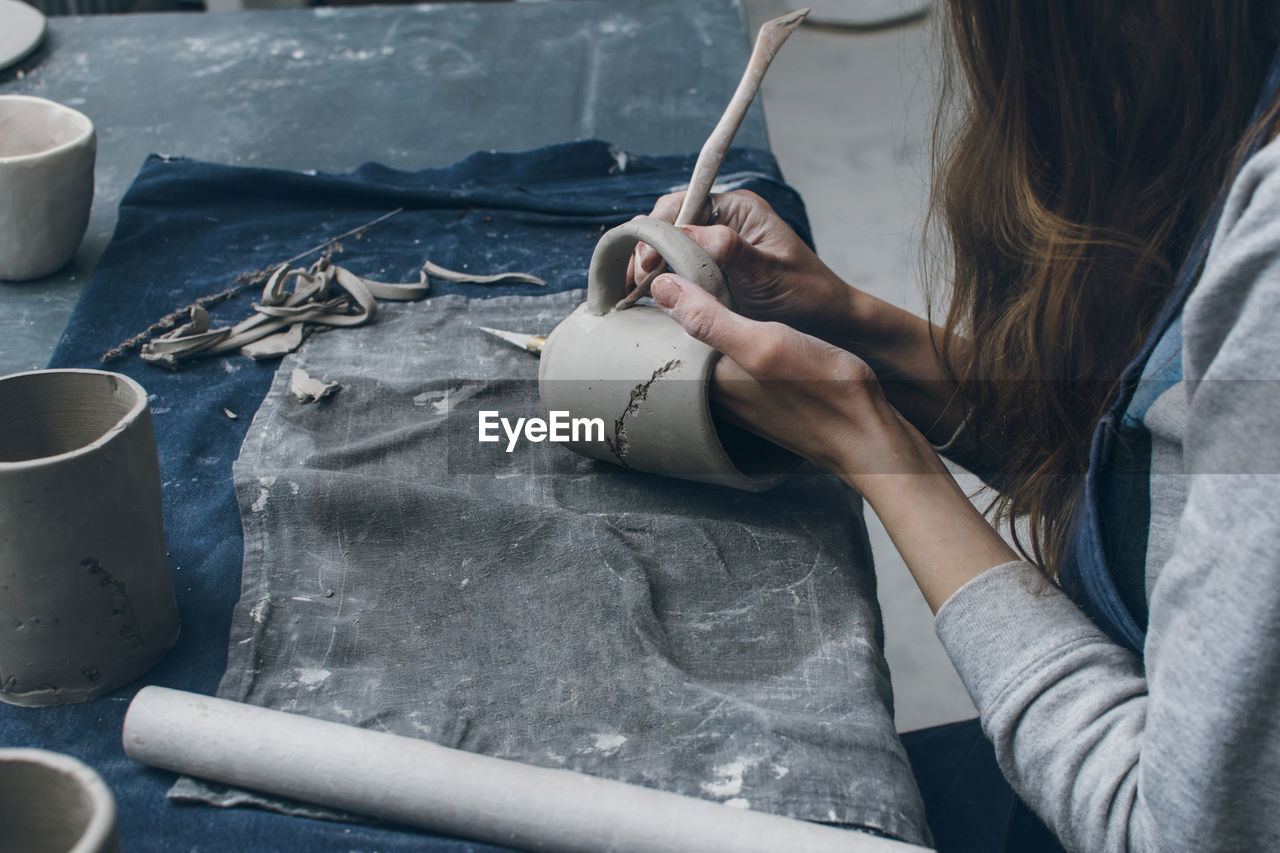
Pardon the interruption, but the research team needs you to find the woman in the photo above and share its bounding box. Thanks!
[631,3,1280,851]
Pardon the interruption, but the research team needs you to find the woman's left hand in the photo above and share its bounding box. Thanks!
[649,272,941,486]
[651,272,1019,612]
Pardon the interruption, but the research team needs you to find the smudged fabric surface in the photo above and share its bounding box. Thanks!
[173,291,926,844]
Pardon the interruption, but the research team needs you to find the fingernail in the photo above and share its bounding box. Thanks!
[651,274,683,309]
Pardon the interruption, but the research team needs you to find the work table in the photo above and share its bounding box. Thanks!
[0,0,769,373]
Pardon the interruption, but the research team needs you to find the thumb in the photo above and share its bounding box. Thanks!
[651,273,758,360]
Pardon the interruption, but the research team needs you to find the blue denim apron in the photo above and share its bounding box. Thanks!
[1060,51,1280,656]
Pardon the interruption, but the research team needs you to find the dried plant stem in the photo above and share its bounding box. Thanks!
[100,277,259,364]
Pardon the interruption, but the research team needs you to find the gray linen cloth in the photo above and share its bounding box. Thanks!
[173,291,927,845]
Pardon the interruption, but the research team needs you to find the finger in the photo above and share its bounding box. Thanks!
[635,219,741,284]
[630,222,745,291]
[675,223,743,270]
[651,273,767,369]
[626,250,640,291]
[703,189,769,233]
[707,356,762,424]
[650,192,685,223]
[632,241,661,283]
[629,193,688,283]
[654,272,860,387]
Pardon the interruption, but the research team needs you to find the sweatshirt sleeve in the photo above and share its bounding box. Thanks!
[933,137,1280,853]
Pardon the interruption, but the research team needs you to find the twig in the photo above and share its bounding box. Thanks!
[101,278,259,363]
[615,8,809,311]
[278,206,403,268]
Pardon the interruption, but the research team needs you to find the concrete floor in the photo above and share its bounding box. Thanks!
[742,0,979,731]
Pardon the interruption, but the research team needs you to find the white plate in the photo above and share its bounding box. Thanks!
[0,0,47,72]
[804,0,933,29]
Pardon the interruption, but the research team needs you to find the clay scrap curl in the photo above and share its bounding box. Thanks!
[420,259,545,287]
[139,257,545,368]
[289,368,340,404]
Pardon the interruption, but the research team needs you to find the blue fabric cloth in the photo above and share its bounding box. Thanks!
[1061,50,1280,655]
[0,141,812,851]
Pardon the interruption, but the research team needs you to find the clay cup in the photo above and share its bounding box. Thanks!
[0,369,179,707]
[0,95,96,281]
[538,216,798,491]
[0,749,120,853]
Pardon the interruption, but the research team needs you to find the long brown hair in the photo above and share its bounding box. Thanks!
[929,2,1280,576]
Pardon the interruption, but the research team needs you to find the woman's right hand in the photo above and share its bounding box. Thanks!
[626,189,855,341]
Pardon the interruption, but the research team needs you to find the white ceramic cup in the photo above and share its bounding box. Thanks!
[0,94,96,281]
[539,216,798,491]
[0,369,180,707]
[0,749,120,853]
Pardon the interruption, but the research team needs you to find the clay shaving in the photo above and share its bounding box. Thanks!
[133,257,545,369]
[103,203,545,366]
[421,260,545,287]
[290,368,340,404]
[100,209,406,364]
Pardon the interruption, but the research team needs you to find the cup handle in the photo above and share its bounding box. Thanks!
[586,216,731,316]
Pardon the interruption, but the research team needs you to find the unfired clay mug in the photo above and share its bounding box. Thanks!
[0,95,96,281]
[0,369,179,707]
[538,216,798,491]
[0,749,120,853]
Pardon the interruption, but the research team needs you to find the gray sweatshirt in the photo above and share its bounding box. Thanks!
[933,135,1280,852]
